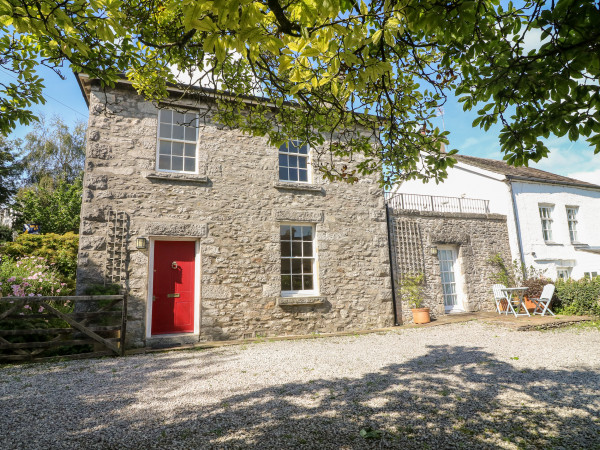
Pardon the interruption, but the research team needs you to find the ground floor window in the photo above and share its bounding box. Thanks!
[557,268,572,280]
[584,272,598,280]
[280,224,317,295]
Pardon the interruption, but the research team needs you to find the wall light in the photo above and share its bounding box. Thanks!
[136,237,147,250]
[430,246,438,256]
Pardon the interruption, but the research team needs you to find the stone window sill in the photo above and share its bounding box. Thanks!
[278,296,326,306]
[145,172,209,184]
[273,181,322,192]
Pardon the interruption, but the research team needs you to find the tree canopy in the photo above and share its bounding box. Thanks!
[20,115,86,184]
[1,0,599,186]
[0,135,22,205]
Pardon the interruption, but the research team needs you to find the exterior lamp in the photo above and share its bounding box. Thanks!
[430,246,438,256]
[136,237,147,250]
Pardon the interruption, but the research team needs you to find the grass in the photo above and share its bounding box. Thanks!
[547,319,600,332]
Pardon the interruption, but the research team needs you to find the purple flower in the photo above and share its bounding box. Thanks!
[28,293,34,297]
[38,306,44,313]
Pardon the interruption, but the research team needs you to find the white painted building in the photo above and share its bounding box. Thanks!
[394,154,600,280]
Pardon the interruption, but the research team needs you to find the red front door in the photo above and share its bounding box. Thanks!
[151,240,196,335]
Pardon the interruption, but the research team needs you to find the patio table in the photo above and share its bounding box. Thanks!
[500,287,531,317]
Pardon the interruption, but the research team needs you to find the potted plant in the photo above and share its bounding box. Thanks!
[400,273,430,324]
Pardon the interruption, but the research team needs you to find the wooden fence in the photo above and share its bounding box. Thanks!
[0,294,127,362]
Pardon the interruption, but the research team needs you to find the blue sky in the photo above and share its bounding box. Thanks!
[5,67,600,184]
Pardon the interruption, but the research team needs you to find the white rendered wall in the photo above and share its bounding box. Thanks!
[394,164,523,263]
[512,182,600,279]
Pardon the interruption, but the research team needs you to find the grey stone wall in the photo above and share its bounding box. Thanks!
[77,84,394,347]
[389,210,512,323]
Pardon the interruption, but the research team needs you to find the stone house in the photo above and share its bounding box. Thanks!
[386,195,512,324]
[75,75,395,348]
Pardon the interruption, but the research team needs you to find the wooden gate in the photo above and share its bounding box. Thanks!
[0,294,127,362]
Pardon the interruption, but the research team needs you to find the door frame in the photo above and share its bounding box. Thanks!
[145,237,201,338]
[437,244,466,313]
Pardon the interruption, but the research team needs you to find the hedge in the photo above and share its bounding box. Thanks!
[554,277,600,316]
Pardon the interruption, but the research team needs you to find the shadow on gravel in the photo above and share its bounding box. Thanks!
[1,345,599,449]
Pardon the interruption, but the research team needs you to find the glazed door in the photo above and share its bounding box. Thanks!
[151,240,196,335]
[438,246,464,313]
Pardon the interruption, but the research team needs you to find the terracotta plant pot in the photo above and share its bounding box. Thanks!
[411,308,431,324]
[523,295,536,312]
[499,299,508,311]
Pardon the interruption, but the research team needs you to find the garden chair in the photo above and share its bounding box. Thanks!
[529,284,556,316]
[492,284,509,314]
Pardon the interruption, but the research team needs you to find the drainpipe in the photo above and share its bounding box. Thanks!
[385,203,400,326]
[507,179,526,277]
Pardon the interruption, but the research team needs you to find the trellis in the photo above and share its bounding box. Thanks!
[106,210,129,284]
[389,218,425,277]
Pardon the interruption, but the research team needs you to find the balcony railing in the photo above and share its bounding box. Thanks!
[385,192,490,214]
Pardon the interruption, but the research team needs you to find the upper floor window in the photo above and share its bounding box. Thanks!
[280,224,317,294]
[538,205,553,242]
[279,141,309,183]
[566,207,578,243]
[157,109,198,173]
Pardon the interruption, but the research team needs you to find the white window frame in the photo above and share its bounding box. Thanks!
[278,140,311,183]
[156,108,199,174]
[584,272,598,280]
[566,206,578,243]
[556,267,571,280]
[538,204,554,242]
[279,223,319,296]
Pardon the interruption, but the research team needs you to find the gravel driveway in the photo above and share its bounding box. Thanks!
[1,321,599,449]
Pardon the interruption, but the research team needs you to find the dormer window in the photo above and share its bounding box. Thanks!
[279,141,310,183]
[157,109,198,173]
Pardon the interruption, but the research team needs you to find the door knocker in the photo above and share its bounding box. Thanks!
[171,261,178,269]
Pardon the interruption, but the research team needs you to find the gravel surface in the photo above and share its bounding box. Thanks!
[1,321,600,449]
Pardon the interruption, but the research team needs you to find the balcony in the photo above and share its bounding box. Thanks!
[385,192,490,215]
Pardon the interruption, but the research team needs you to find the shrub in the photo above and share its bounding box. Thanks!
[521,277,553,299]
[488,253,547,287]
[0,232,78,284]
[554,277,600,316]
[399,273,425,308]
[12,175,82,234]
[83,283,122,295]
[0,255,73,297]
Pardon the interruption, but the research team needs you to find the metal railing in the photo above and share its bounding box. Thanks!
[385,192,490,214]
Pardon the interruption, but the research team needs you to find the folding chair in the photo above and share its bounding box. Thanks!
[492,284,509,314]
[529,284,556,316]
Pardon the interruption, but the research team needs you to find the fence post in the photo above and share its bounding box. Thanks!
[120,293,128,356]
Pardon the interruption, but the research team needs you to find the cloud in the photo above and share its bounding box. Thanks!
[529,139,600,177]
[567,169,600,184]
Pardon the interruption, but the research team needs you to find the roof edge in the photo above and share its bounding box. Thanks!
[506,175,600,191]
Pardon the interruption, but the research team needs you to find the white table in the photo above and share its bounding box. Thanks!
[500,287,531,317]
